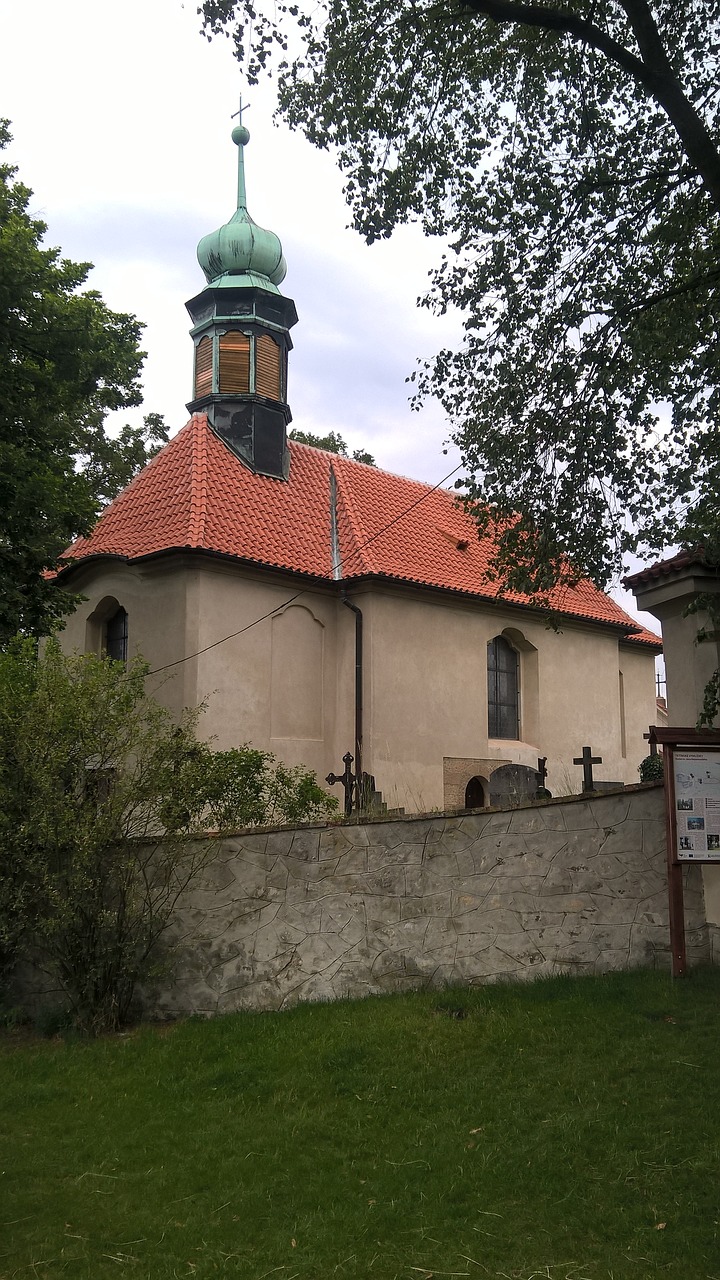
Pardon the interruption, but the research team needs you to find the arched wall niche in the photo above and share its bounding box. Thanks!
[442,757,502,811]
[464,775,489,809]
[270,604,325,741]
[619,669,627,758]
[274,602,325,627]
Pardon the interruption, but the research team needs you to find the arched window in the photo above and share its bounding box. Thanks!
[218,331,251,393]
[194,335,213,398]
[105,607,128,664]
[487,635,519,739]
[255,333,282,399]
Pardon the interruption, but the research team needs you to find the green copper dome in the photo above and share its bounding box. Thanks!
[197,121,287,292]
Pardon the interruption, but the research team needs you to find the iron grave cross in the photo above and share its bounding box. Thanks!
[326,752,357,816]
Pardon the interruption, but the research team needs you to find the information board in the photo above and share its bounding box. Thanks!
[673,748,720,859]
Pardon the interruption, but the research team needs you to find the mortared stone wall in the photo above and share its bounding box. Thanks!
[146,782,711,1017]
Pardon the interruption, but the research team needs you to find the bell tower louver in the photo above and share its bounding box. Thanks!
[185,110,298,479]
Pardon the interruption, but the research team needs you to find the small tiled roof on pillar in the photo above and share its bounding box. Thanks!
[624,548,709,590]
[58,413,661,649]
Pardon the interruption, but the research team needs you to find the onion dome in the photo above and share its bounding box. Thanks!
[196,122,287,293]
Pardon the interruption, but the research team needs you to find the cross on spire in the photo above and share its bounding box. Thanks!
[573,746,603,793]
[230,96,252,209]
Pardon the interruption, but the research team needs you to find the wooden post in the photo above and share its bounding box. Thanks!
[648,726,720,977]
[663,743,687,977]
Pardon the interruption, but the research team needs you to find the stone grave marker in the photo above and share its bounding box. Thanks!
[488,763,540,807]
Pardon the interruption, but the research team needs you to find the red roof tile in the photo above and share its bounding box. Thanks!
[624,547,710,589]
[59,414,650,636]
[621,625,663,651]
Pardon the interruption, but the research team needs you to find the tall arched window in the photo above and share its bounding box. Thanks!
[487,635,519,739]
[105,607,128,664]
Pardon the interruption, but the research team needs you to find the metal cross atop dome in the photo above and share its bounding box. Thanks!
[195,102,287,291]
[230,97,251,209]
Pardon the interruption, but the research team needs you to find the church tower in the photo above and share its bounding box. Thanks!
[185,113,298,479]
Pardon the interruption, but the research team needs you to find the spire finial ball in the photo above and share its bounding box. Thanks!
[232,123,250,147]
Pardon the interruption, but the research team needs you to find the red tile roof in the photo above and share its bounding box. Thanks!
[59,414,659,643]
[620,625,663,649]
[624,547,710,589]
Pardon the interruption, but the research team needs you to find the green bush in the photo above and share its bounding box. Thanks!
[638,752,664,783]
[0,639,336,1033]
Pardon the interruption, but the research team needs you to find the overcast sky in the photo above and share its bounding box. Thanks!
[0,0,660,641]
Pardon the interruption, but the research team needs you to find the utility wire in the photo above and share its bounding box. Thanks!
[148,592,306,675]
[333,461,463,575]
[147,459,463,676]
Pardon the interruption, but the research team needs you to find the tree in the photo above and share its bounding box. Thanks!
[289,427,376,465]
[0,641,336,1033]
[201,2,719,588]
[0,121,167,645]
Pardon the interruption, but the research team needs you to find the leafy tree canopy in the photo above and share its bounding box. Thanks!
[0,122,166,644]
[289,427,376,465]
[202,1,720,598]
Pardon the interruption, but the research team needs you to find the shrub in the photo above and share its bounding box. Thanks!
[0,639,336,1033]
[638,753,664,783]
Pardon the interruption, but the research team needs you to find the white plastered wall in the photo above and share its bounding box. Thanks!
[57,558,658,815]
[357,585,658,811]
[57,557,198,721]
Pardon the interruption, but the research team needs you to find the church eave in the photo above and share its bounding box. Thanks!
[331,568,654,638]
[54,545,338,591]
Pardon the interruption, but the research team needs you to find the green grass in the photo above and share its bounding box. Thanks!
[2,968,720,1280]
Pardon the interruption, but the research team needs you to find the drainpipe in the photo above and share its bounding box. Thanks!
[330,462,364,809]
[342,592,363,806]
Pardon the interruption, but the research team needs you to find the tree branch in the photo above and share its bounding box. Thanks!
[458,0,720,210]
[459,0,650,83]
[615,265,720,319]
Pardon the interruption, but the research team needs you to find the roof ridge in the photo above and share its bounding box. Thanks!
[188,414,209,545]
[106,416,195,513]
[288,438,442,492]
[331,455,375,577]
[59,416,200,563]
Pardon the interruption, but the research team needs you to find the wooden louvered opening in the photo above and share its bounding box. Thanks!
[255,333,282,400]
[194,336,213,397]
[219,331,251,393]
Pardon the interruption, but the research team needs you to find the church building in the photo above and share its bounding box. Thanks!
[56,120,661,813]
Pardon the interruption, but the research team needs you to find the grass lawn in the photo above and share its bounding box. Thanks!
[2,967,720,1280]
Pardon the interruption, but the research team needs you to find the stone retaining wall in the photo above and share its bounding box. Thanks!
[148,782,710,1017]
